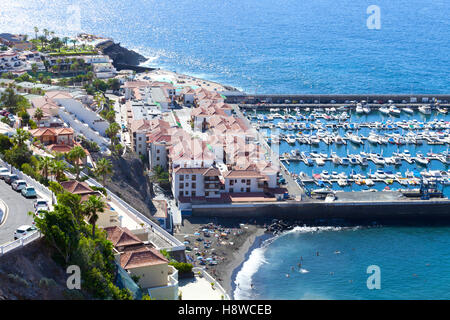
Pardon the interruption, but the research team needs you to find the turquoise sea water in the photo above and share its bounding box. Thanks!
[1,0,449,300]
[234,226,450,300]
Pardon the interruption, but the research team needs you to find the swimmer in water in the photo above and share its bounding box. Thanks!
[286,274,290,278]
[316,251,319,256]
[334,250,341,254]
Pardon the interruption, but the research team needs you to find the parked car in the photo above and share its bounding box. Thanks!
[14,225,37,240]
[21,186,37,198]
[4,173,19,185]
[11,180,27,191]
[33,199,49,211]
[0,167,10,179]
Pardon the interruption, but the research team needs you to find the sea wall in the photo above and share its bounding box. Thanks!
[191,200,450,222]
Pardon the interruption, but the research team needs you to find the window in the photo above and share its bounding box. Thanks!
[138,137,142,141]
[179,191,183,197]
[180,175,184,181]
[205,191,209,196]
[246,179,250,185]
[246,187,250,192]
[192,183,196,188]
[241,179,245,183]
[156,149,160,153]
[179,183,183,189]
[156,157,160,161]
[185,183,189,187]
[230,188,234,193]
[185,191,188,195]
[192,175,196,181]
[192,191,196,197]
[230,180,234,186]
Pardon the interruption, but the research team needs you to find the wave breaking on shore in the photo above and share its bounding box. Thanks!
[233,225,360,300]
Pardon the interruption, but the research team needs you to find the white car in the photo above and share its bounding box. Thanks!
[34,199,49,211]
[14,225,37,240]
[0,167,10,179]
[11,180,27,191]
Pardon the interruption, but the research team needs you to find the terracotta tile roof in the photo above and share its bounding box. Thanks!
[104,226,143,248]
[60,180,94,195]
[203,167,220,177]
[224,169,265,179]
[120,246,168,269]
[45,91,72,100]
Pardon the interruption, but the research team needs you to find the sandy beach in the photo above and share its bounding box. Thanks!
[174,217,268,297]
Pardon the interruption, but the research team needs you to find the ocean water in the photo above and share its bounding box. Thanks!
[0,0,449,93]
[234,226,450,300]
[2,0,449,300]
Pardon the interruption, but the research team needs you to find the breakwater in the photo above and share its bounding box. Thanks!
[224,93,450,107]
[191,197,450,223]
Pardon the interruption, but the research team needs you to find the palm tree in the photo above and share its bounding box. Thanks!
[38,156,52,181]
[70,39,77,51]
[62,37,69,49]
[66,146,86,180]
[12,128,31,147]
[34,27,39,40]
[95,158,113,185]
[34,107,44,123]
[82,195,105,238]
[50,159,67,182]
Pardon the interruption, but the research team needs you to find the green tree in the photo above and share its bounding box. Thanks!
[67,146,86,180]
[34,107,44,123]
[12,128,31,147]
[34,26,39,40]
[38,156,52,181]
[50,159,67,182]
[82,195,105,238]
[0,134,13,154]
[95,158,113,186]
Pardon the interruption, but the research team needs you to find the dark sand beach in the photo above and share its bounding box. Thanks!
[174,217,268,296]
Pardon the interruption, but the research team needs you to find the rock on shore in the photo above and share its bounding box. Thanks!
[98,40,151,71]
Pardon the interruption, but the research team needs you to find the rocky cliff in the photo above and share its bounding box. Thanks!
[98,40,153,72]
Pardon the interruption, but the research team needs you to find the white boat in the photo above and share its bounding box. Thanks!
[414,154,429,166]
[337,179,348,187]
[315,157,325,166]
[375,169,386,179]
[363,106,371,114]
[365,179,375,186]
[367,134,379,144]
[334,135,346,145]
[437,107,448,114]
[389,105,401,116]
[402,107,414,114]
[418,105,431,115]
[379,107,390,115]
[320,170,330,179]
[286,135,296,144]
[356,104,364,114]
[372,156,385,165]
[331,153,342,165]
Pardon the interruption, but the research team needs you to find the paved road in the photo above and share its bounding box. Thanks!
[0,179,35,245]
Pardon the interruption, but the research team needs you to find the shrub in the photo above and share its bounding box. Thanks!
[169,262,193,274]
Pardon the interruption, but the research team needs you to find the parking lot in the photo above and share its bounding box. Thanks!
[0,178,35,245]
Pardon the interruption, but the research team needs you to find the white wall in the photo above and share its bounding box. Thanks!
[55,98,109,136]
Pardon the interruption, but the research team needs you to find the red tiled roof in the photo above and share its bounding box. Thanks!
[120,246,168,269]
[105,226,143,248]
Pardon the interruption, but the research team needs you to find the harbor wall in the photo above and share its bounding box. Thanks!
[191,200,450,222]
[224,93,450,105]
